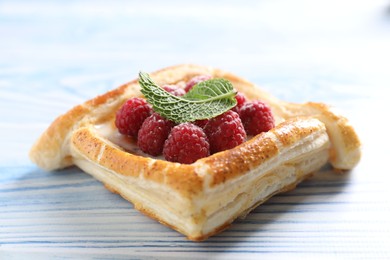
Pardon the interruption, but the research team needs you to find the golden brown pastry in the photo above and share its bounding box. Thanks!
[30,64,361,241]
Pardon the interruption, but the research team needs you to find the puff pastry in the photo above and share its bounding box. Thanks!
[30,64,361,241]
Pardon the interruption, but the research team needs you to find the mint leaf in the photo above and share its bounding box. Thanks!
[139,71,237,123]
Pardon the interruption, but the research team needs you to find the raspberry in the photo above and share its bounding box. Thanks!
[137,113,175,156]
[204,110,246,154]
[239,100,275,135]
[163,85,186,96]
[163,123,210,164]
[231,92,247,113]
[185,75,212,92]
[115,98,152,137]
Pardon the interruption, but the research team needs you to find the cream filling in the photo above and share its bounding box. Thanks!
[94,123,164,160]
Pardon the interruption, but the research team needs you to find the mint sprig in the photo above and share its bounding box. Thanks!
[139,71,237,123]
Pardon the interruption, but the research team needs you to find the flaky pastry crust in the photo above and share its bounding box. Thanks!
[30,64,361,240]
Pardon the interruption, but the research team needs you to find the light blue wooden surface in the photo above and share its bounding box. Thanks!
[1,0,390,259]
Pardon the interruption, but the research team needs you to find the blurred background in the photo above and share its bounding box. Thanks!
[1,1,389,95]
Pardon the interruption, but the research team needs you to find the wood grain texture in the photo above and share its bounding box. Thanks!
[1,0,390,258]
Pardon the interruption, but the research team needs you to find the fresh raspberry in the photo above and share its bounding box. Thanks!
[115,98,152,137]
[231,92,247,113]
[163,123,210,164]
[137,113,175,156]
[204,110,246,154]
[239,100,275,135]
[185,75,212,92]
[163,85,186,96]
[193,119,209,128]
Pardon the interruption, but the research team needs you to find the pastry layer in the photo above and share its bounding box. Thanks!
[70,117,329,240]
